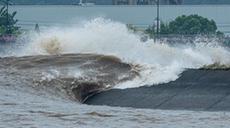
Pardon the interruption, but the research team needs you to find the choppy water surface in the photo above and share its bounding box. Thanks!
[1,18,230,127]
[1,80,230,128]
[1,68,230,128]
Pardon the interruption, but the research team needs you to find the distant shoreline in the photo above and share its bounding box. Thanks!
[2,4,230,6]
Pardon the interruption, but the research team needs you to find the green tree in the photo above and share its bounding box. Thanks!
[145,25,154,38]
[160,23,169,34]
[168,15,218,34]
[145,14,222,36]
[0,6,19,35]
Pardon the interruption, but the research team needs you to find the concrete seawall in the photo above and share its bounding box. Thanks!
[85,69,230,111]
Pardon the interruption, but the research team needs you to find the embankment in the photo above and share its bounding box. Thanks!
[86,69,230,111]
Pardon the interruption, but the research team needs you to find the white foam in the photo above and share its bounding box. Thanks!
[11,18,230,88]
[41,69,60,81]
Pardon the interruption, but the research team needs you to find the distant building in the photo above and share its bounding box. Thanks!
[182,0,230,5]
[76,0,113,5]
[95,0,113,5]
[160,0,183,4]
[113,0,136,5]
[8,0,230,5]
[81,0,95,3]
[76,0,230,5]
[137,0,155,5]
[112,0,182,5]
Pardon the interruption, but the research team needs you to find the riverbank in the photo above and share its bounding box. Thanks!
[86,69,230,111]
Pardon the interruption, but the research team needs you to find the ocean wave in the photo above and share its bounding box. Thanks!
[1,17,230,89]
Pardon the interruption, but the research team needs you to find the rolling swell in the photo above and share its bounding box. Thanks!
[0,53,138,102]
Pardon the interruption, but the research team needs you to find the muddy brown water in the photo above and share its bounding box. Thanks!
[1,53,230,128]
[0,53,138,102]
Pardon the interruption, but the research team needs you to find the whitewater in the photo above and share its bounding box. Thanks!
[1,18,230,128]
[9,18,230,89]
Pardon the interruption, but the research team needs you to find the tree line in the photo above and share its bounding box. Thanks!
[144,14,223,37]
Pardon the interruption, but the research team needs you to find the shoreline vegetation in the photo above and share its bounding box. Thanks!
[127,14,230,45]
[127,14,224,36]
[0,5,20,42]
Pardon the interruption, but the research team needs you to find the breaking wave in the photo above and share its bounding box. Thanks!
[4,17,230,89]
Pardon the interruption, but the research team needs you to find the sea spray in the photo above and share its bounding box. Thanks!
[5,17,230,88]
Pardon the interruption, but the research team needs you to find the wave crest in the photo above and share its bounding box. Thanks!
[4,17,230,89]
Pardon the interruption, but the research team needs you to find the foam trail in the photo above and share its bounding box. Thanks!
[9,18,230,88]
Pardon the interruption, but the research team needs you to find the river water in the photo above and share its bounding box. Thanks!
[1,5,230,128]
[10,5,230,33]
[1,56,230,128]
